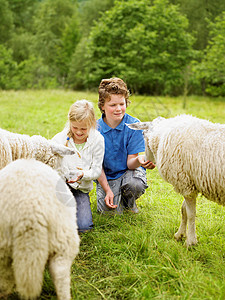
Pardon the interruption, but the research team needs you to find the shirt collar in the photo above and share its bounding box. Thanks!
[99,113,127,133]
[67,128,95,148]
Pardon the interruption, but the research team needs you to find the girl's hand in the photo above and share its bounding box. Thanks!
[67,171,84,184]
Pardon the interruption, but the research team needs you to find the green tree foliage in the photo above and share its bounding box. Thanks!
[0,45,56,90]
[0,0,14,44]
[54,16,80,84]
[0,0,224,95]
[8,31,35,63]
[7,0,39,30]
[68,0,116,89]
[5,1,40,64]
[14,56,58,89]
[78,0,115,36]
[68,37,89,89]
[170,0,225,51]
[195,12,225,96]
[70,0,195,94]
[33,0,80,85]
[0,45,17,89]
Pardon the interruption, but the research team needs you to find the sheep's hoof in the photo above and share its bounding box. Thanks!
[186,237,198,248]
[0,292,9,299]
[174,231,186,241]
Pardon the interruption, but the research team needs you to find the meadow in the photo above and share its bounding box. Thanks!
[1,90,224,300]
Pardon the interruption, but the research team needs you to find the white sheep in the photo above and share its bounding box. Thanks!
[0,128,75,170]
[0,159,80,300]
[128,114,225,247]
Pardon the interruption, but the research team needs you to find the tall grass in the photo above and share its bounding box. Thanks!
[1,90,225,300]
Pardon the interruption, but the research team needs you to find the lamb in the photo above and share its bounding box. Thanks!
[128,114,225,247]
[0,128,75,170]
[0,159,80,300]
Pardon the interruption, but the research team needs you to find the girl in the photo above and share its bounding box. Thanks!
[53,100,104,232]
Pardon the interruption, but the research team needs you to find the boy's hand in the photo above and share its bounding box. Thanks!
[138,155,156,169]
[142,160,156,169]
[105,190,117,209]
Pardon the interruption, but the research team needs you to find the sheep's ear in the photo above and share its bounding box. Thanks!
[49,141,76,156]
[153,116,165,124]
[126,122,152,131]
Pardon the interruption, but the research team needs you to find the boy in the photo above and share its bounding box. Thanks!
[96,77,155,214]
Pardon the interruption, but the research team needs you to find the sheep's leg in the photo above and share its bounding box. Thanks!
[49,256,72,300]
[175,197,197,246]
[174,200,187,241]
[0,252,14,297]
[185,197,197,247]
[13,226,49,299]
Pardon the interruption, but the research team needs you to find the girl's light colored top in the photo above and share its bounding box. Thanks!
[52,128,104,193]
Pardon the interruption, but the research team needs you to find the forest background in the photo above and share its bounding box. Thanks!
[1,0,225,97]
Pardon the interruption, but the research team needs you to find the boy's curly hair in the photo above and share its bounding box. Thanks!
[98,77,131,113]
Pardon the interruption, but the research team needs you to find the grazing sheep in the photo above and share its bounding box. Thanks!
[0,128,75,170]
[128,114,225,247]
[0,159,80,300]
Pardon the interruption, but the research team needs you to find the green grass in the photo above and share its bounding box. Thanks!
[1,90,225,300]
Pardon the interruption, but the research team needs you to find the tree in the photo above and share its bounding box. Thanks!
[5,1,40,64]
[54,15,80,84]
[169,0,225,50]
[14,56,57,89]
[195,12,225,96]
[78,0,115,36]
[0,45,17,89]
[8,31,35,63]
[7,0,40,30]
[33,0,80,85]
[0,0,14,44]
[72,0,194,94]
[67,37,89,89]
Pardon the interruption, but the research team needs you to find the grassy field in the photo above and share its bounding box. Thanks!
[1,90,225,300]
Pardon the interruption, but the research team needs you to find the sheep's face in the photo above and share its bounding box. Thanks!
[49,141,75,157]
[41,148,58,168]
[127,117,164,134]
[127,117,165,163]
[34,143,58,168]
[47,141,76,169]
[126,122,154,162]
[31,136,76,169]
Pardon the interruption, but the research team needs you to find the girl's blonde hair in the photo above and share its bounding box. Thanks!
[67,99,96,139]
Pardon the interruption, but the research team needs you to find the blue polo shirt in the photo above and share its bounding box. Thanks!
[97,113,145,180]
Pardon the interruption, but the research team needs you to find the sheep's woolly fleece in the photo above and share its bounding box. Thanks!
[128,114,225,246]
[0,128,75,170]
[0,159,80,300]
